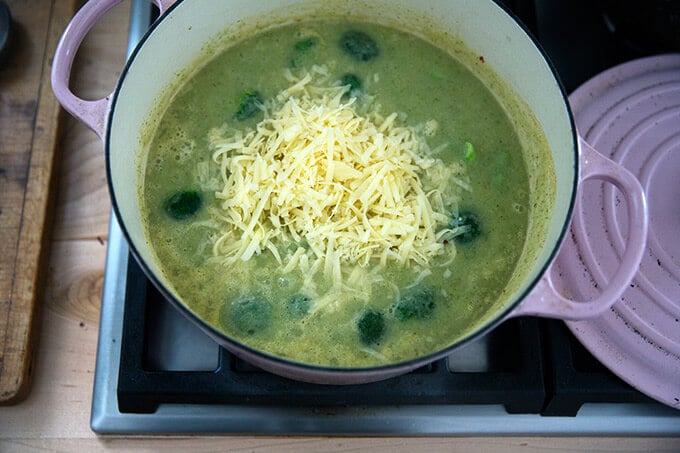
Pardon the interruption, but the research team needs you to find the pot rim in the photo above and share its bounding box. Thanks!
[104,0,578,377]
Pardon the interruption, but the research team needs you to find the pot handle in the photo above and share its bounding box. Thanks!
[51,0,177,139]
[509,136,648,320]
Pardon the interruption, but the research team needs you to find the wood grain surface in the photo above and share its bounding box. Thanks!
[0,1,677,450]
[0,0,81,404]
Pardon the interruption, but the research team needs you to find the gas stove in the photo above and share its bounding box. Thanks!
[90,0,680,434]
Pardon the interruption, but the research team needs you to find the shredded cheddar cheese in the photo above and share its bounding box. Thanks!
[209,67,467,290]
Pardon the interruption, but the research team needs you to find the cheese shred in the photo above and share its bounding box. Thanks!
[209,67,466,289]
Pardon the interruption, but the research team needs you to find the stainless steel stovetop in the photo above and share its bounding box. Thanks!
[91,218,680,434]
[90,0,680,435]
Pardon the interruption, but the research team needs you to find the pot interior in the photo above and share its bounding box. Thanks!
[107,0,576,367]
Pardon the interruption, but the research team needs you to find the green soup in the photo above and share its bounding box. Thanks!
[142,20,537,367]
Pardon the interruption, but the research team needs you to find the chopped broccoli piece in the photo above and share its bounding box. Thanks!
[291,37,318,68]
[234,90,263,121]
[288,294,311,317]
[357,309,385,345]
[464,141,476,162]
[449,210,482,244]
[393,286,436,321]
[294,37,317,51]
[224,295,272,335]
[340,30,379,61]
[340,73,362,96]
[164,190,202,220]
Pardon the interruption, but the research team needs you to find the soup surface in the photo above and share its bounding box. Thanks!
[142,20,531,367]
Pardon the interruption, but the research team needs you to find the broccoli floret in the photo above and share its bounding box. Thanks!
[287,293,311,317]
[357,309,385,345]
[224,295,272,335]
[163,190,202,220]
[449,210,482,244]
[294,37,317,51]
[393,286,436,321]
[339,30,379,61]
[290,37,317,68]
[234,90,263,121]
[340,73,362,97]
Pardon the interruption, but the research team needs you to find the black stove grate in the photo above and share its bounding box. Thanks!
[540,320,654,416]
[118,256,546,415]
[116,257,651,417]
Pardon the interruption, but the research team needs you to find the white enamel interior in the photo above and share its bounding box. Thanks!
[108,0,576,336]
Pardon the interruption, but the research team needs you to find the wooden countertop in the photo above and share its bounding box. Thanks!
[0,2,677,451]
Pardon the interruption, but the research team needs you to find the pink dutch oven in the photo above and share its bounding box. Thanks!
[51,0,648,384]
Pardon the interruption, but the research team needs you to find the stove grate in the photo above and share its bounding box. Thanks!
[117,256,546,415]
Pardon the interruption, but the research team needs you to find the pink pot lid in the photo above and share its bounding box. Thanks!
[552,54,680,409]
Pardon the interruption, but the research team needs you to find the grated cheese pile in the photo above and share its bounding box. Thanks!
[209,66,467,290]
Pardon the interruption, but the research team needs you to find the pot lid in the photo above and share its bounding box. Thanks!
[554,54,680,409]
